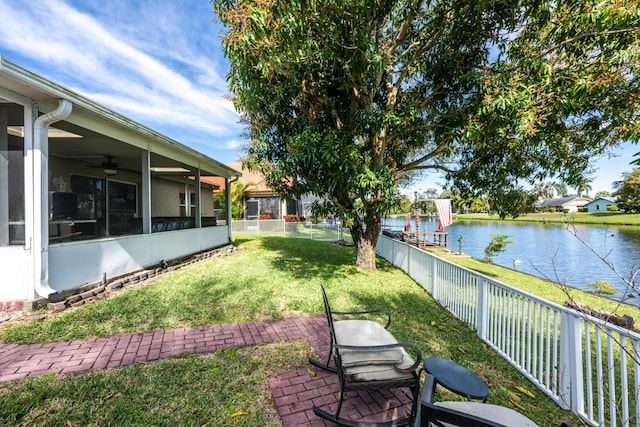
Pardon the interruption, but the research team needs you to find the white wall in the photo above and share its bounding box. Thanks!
[0,247,31,300]
[587,200,615,212]
[48,226,230,292]
[151,178,181,216]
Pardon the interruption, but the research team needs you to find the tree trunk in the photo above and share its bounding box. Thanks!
[352,212,382,273]
[355,233,377,272]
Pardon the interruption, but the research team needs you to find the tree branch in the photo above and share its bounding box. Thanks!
[398,142,452,172]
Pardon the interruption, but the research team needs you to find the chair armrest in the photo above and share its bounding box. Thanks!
[331,309,391,328]
[421,373,438,404]
[336,341,422,372]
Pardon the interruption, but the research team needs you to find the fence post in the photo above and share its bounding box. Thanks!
[559,311,582,411]
[431,256,438,299]
[477,277,489,341]
[407,240,412,278]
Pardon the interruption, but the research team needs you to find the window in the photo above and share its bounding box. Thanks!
[107,180,138,235]
[68,175,138,238]
[0,104,25,246]
[179,188,196,217]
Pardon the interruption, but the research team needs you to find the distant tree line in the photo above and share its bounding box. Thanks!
[396,167,640,214]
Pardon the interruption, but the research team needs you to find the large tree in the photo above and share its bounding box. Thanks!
[215,0,639,271]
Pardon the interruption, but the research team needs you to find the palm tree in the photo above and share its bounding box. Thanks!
[531,182,555,200]
[552,182,568,198]
[575,181,592,198]
[215,181,255,219]
[612,171,630,191]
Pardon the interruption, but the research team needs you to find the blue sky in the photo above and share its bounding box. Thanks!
[0,0,635,194]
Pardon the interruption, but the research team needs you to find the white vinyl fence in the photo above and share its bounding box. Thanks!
[232,219,352,243]
[377,234,640,427]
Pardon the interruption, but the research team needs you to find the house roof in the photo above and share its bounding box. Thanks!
[586,197,617,205]
[224,163,277,196]
[534,197,592,207]
[0,55,241,180]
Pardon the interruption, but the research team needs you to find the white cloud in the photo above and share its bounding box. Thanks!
[224,139,246,150]
[0,0,244,159]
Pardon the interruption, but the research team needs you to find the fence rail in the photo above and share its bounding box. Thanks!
[376,234,640,427]
[231,219,352,243]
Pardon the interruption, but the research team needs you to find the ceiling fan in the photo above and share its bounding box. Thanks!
[101,155,118,176]
[76,154,121,176]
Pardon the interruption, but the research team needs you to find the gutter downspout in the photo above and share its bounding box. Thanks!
[33,99,72,298]
[227,175,239,241]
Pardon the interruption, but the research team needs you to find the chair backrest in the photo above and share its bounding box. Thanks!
[320,285,338,348]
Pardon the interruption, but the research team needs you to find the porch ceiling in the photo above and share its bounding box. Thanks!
[49,121,198,177]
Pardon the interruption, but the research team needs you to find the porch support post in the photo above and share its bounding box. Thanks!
[226,177,233,240]
[0,107,8,246]
[194,168,201,228]
[23,102,37,299]
[140,150,151,234]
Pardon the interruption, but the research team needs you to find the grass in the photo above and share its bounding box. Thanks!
[455,211,640,226]
[0,236,584,426]
[0,340,312,426]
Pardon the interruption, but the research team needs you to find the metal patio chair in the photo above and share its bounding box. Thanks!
[310,285,422,426]
[415,373,576,427]
[309,284,392,372]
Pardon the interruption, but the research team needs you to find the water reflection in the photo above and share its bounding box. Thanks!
[382,217,640,307]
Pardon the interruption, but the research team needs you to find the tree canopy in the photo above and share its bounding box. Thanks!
[614,168,640,212]
[214,0,639,271]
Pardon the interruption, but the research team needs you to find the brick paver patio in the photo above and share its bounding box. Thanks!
[0,314,414,426]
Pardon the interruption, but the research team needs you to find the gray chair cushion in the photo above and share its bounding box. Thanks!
[334,319,404,367]
[435,402,539,426]
[344,358,417,382]
[334,319,416,382]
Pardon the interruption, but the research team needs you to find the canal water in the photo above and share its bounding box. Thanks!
[382,217,640,307]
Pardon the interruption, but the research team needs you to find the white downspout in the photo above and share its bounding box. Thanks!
[33,99,72,298]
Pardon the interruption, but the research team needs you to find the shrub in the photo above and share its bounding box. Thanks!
[586,280,618,295]
[607,205,619,212]
[549,207,557,213]
[484,233,513,262]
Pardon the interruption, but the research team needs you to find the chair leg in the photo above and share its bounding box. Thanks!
[313,388,416,427]
[308,342,338,372]
[409,383,420,424]
[313,404,414,427]
[308,355,337,373]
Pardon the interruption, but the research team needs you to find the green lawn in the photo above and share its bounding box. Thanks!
[0,236,582,426]
[455,211,640,226]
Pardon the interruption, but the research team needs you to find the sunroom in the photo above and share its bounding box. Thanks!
[0,56,240,306]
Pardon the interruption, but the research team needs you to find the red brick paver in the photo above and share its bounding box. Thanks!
[0,315,416,426]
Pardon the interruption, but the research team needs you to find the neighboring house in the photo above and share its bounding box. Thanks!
[220,164,316,220]
[586,197,618,212]
[0,56,240,307]
[533,197,592,212]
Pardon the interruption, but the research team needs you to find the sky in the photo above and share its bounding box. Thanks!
[0,0,636,196]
